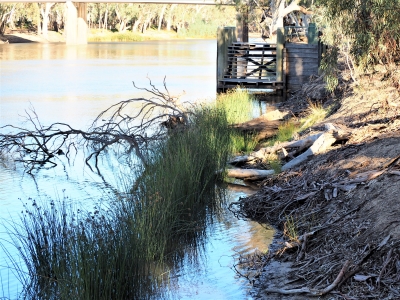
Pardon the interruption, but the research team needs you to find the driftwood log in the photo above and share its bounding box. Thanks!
[229,123,351,179]
[226,168,275,180]
[281,125,350,171]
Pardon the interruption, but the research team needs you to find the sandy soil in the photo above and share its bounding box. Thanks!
[235,65,400,299]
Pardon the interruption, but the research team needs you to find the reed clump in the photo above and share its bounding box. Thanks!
[3,96,245,299]
[216,88,258,154]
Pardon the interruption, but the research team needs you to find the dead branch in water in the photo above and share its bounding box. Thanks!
[0,78,188,174]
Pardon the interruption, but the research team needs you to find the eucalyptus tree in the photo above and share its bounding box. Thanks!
[316,0,400,71]
[114,3,137,32]
[0,3,16,34]
[236,0,313,40]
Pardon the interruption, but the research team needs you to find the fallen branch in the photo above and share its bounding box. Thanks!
[282,126,351,171]
[229,133,323,165]
[230,123,350,167]
[0,79,188,174]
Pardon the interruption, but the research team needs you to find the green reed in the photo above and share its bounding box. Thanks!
[3,103,238,299]
[216,88,258,154]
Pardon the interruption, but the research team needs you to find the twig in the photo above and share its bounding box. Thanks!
[377,248,393,286]
[264,260,350,296]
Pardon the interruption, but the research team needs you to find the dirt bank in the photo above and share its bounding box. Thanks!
[234,66,400,299]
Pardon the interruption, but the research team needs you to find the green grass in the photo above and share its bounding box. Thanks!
[265,102,329,148]
[215,88,259,154]
[229,132,259,154]
[299,101,328,130]
[216,88,254,125]
[177,17,219,38]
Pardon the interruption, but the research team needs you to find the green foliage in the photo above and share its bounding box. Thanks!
[229,131,259,154]
[283,215,298,242]
[275,121,297,143]
[216,88,258,154]
[319,46,339,92]
[316,0,400,71]
[269,159,282,174]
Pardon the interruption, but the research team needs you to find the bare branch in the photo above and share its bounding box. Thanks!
[0,80,189,174]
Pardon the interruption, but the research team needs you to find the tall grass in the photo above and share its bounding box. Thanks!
[3,103,236,299]
[216,88,254,124]
[216,88,258,154]
[177,17,219,38]
[299,101,328,130]
[266,101,329,147]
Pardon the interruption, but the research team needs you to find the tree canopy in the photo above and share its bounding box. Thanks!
[316,0,400,69]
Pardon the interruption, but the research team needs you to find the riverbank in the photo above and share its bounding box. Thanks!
[234,63,400,299]
[0,27,225,44]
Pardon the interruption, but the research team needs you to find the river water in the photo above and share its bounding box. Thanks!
[0,40,273,299]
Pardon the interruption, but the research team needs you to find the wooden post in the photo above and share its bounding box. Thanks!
[307,23,318,45]
[276,27,285,96]
[217,26,236,92]
[276,27,284,82]
[235,8,248,43]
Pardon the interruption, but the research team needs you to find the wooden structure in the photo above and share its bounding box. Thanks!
[217,25,324,95]
[218,42,284,92]
[285,43,320,91]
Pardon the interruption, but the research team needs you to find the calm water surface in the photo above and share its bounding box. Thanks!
[0,40,273,299]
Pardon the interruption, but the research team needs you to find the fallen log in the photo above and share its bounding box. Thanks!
[229,133,323,165]
[281,126,351,171]
[226,168,275,180]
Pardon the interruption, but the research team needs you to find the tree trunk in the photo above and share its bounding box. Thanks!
[103,5,108,30]
[132,16,142,32]
[269,0,312,39]
[166,4,176,31]
[270,0,284,37]
[0,6,14,35]
[158,4,166,31]
[141,13,152,34]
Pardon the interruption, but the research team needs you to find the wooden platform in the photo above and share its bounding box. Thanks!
[218,42,284,93]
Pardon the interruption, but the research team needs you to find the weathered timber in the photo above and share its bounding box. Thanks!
[285,43,319,91]
[226,168,275,180]
[218,38,283,92]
